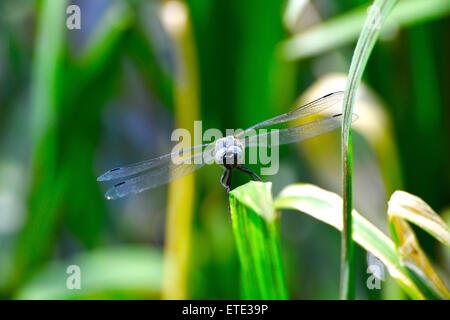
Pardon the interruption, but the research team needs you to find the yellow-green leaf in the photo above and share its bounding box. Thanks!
[274,183,445,299]
[388,191,450,299]
[388,191,450,246]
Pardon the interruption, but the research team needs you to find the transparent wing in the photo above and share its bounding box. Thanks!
[240,114,357,147]
[104,147,216,200]
[236,91,344,137]
[97,142,212,182]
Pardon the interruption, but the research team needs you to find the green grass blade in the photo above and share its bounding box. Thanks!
[76,1,133,81]
[229,182,288,300]
[340,0,397,300]
[11,0,68,289]
[341,128,355,300]
[275,183,449,300]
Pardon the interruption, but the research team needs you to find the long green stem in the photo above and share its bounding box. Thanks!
[11,0,67,289]
[340,0,397,299]
[161,0,200,299]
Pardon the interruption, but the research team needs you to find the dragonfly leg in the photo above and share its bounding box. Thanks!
[220,169,233,224]
[226,169,233,189]
[225,170,233,224]
[238,166,263,182]
[220,169,229,189]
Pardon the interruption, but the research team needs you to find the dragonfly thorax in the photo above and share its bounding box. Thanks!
[214,136,244,169]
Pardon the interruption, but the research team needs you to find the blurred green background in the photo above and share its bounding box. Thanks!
[0,0,449,299]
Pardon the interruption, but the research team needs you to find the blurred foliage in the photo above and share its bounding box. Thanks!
[275,183,450,299]
[0,0,448,299]
[16,246,163,299]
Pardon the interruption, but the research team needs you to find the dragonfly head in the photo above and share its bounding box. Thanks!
[214,136,244,169]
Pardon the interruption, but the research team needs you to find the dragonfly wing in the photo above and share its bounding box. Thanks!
[97,143,211,181]
[242,113,357,147]
[104,152,208,200]
[237,91,344,137]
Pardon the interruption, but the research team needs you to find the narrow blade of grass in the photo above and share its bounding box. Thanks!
[229,182,288,300]
[11,0,68,289]
[160,1,200,300]
[76,1,133,80]
[340,0,397,299]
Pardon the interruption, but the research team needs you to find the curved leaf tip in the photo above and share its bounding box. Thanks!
[230,181,275,223]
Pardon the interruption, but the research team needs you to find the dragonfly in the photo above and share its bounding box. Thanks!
[98,91,355,200]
